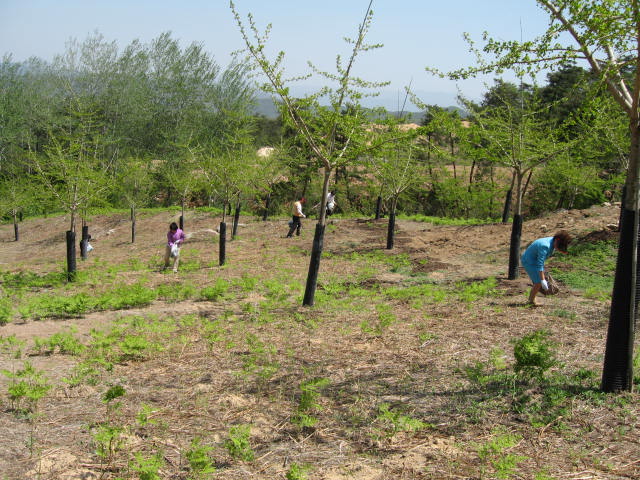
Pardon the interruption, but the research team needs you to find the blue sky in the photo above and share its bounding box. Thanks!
[1,0,551,108]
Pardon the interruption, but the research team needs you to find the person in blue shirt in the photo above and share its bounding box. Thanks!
[521,231,572,306]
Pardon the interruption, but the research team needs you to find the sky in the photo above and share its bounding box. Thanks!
[0,0,553,109]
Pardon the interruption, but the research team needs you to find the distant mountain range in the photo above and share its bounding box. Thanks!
[250,96,467,122]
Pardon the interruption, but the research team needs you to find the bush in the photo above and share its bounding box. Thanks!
[513,330,558,380]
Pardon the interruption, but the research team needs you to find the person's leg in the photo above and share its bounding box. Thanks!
[172,248,180,272]
[286,216,296,237]
[295,217,301,236]
[523,264,542,305]
[528,283,542,305]
[163,245,171,269]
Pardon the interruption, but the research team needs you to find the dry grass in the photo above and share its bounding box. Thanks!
[0,204,638,480]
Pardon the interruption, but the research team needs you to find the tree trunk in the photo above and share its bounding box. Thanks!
[508,214,523,280]
[601,205,637,392]
[386,210,396,250]
[601,118,639,392]
[303,223,325,306]
[507,172,524,280]
[232,202,241,240]
[131,206,136,243]
[502,173,516,224]
[66,230,76,281]
[375,195,383,220]
[80,225,89,260]
[219,222,227,266]
[13,212,18,242]
[180,200,185,230]
[302,169,331,307]
[262,193,271,221]
[502,189,513,224]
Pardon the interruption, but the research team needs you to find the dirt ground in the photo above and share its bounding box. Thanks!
[0,204,637,480]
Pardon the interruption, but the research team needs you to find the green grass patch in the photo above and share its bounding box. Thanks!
[552,240,616,299]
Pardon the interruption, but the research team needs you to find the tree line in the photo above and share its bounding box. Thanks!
[0,32,627,234]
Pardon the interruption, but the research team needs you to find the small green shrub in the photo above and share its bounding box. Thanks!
[185,437,216,476]
[92,423,124,461]
[2,361,51,412]
[224,424,254,461]
[292,377,330,429]
[513,330,558,380]
[130,452,165,480]
[375,403,430,437]
[236,274,258,292]
[477,428,526,479]
[98,283,157,309]
[0,270,67,289]
[286,463,311,480]
[34,330,86,356]
[200,278,230,301]
[0,297,13,325]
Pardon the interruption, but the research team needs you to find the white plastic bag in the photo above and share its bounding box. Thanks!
[86,242,94,253]
[170,244,179,258]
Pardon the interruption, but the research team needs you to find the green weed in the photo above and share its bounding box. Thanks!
[92,423,124,462]
[241,333,279,383]
[263,278,290,301]
[286,463,311,480]
[2,361,51,413]
[456,277,498,303]
[0,270,67,290]
[0,334,26,358]
[0,297,12,325]
[512,330,558,380]
[130,452,165,480]
[384,282,447,304]
[156,282,197,302]
[552,240,616,299]
[64,357,112,386]
[134,403,158,428]
[398,214,493,226]
[224,424,254,461]
[292,377,330,429]
[375,403,430,437]
[235,274,258,292]
[477,428,526,479]
[33,330,86,356]
[551,309,577,320]
[185,437,216,477]
[360,304,396,336]
[200,278,230,301]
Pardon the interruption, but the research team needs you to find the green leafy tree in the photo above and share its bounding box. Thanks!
[30,93,111,278]
[231,0,389,305]
[433,0,639,391]
[368,136,426,249]
[464,91,569,279]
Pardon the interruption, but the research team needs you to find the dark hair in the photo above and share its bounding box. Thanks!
[170,222,179,231]
[553,230,572,252]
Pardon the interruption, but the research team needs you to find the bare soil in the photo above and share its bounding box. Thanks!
[0,204,637,480]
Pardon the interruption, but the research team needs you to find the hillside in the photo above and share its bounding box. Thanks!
[0,204,638,480]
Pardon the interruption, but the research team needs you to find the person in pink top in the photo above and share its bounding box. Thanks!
[164,222,185,272]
